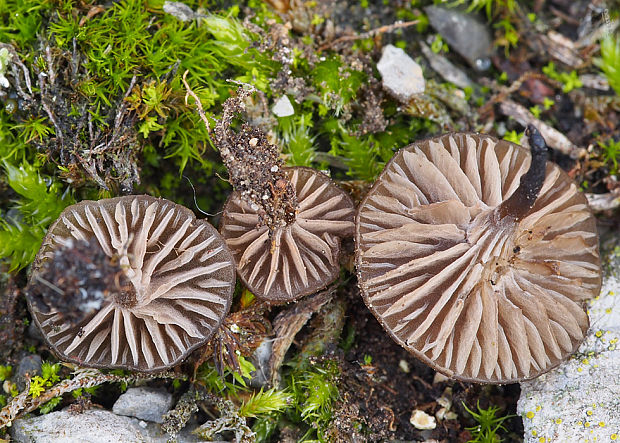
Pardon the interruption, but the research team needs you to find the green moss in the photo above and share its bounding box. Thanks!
[596,34,620,96]
[0,365,12,381]
[0,0,53,47]
[600,138,620,175]
[45,0,276,177]
[542,62,583,93]
[464,401,514,443]
[288,359,341,442]
[0,161,74,270]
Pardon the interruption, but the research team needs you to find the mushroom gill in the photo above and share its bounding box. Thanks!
[356,127,602,383]
[220,167,356,303]
[26,195,235,372]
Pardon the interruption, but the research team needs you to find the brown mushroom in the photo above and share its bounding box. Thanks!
[356,126,602,383]
[26,195,235,372]
[220,167,355,303]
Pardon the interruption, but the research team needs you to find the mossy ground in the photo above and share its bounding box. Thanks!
[0,0,619,441]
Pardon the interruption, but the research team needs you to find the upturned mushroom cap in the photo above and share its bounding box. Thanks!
[220,167,355,303]
[356,132,602,383]
[27,195,235,372]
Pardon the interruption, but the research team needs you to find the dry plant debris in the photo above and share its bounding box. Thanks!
[0,42,140,192]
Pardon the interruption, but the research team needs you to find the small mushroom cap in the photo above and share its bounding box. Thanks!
[220,167,356,303]
[356,133,602,383]
[27,195,235,372]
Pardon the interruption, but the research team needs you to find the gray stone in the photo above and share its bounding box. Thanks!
[377,44,425,102]
[272,95,295,117]
[518,274,620,442]
[16,354,42,391]
[11,409,158,443]
[113,387,174,423]
[425,6,493,70]
[249,339,273,388]
[420,42,473,89]
[10,409,204,443]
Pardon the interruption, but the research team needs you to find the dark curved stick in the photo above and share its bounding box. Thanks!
[498,124,548,220]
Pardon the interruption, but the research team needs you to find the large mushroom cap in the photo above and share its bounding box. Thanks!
[356,133,602,383]
[220,167,355,303]
[27,195,235,372]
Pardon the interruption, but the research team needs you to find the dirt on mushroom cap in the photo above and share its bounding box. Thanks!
[356,132,602,383]
[221,167,355,303]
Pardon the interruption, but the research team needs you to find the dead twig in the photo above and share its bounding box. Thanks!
[268,286,335,385]
[319,20,419,51]
[498,99,585,159]
[181,70,211,132]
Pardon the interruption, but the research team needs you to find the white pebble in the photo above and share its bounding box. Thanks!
[377,44,425,102]
[410,410,436,430]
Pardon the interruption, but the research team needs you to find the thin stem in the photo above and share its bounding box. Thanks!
[498,124,548,220]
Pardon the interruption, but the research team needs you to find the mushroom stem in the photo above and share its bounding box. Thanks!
[498,124,548,221]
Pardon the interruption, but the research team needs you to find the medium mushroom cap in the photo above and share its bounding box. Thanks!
[356,133,602,383]
[27,195,235,372]
[220,167,355,303]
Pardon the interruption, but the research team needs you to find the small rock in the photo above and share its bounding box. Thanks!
[425,6,493,70]
[420,42,473,89]
[113,387,174,424]
[410,409,436,430]
[163,1,198,22]
[249,339,273,388]
[398,359,410,373]
[10,409,203,442]
[377,44,425,102]
[11,409,153,443]
[272,95,295,117]
[16,354,42,390]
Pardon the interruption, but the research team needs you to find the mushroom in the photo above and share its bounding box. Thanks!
[220,167,355,303]
[356,126,602,383]
[26,195,235,372]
